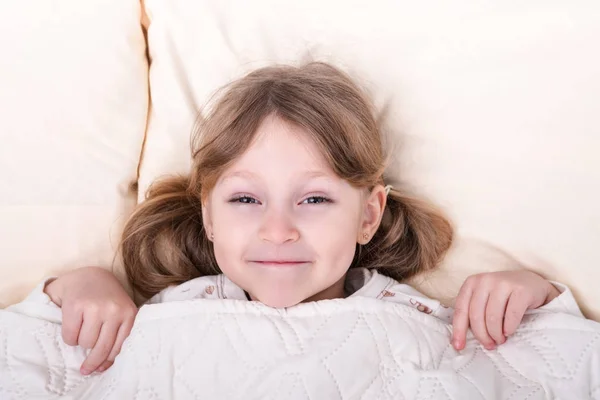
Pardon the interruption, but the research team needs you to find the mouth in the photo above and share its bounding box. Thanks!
[249,261,311,267]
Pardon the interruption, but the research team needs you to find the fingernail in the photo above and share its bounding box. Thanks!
[453,339,461,349]
[97,366,106,372]
[80,368,91,375]
[485,344,496,351]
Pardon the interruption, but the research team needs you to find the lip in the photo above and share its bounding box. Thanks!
[249,261,311,267]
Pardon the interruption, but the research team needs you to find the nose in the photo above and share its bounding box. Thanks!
[258,206,300,244]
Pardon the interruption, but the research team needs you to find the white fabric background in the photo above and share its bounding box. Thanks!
[0,0,149,307]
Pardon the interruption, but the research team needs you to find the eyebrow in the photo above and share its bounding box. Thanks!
[220,170,336,183]
[220,170,259,183]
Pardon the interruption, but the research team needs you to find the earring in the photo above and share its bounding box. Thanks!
[363,232,369,241]
[210,232,214,240]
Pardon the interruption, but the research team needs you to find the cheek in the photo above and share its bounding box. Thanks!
[300,206,361,266]
[312,226,358,266]
[210,204,262,272]
[212,203,260,237]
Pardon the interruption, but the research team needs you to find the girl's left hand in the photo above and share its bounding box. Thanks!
[451,270,560,351]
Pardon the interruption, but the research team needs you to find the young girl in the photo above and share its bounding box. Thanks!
[15,62,583,376]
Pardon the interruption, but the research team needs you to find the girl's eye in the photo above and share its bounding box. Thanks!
[230,196,260,204]
[302,196,331,205]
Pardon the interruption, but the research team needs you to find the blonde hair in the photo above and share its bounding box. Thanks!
[122,62,453,300]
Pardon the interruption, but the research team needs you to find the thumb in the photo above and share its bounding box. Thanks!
[44,278,64,307]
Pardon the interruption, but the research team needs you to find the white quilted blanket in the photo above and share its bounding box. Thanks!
[1,297,600,399]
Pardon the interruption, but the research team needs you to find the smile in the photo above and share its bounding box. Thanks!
[249,261,311,267]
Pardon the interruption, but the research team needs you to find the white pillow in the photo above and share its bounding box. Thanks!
[0,0,149,307]
[141,0,600,320]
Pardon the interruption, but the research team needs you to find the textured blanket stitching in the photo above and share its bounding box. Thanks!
[173,314,217,399]
[437,378,457,400]
[321,315,362,399]
[454,367,486,399]
[415,376,452,400]
[52,332,72,394]
[306,313,332,343]
[134,387,159,400]
[494,348,538,387]
[374,312,405,372]
[523,331,600,380]
[229,311,270,372]
[2,302,599,399]
[372,312,408,398]
[522,387,543,400]
[265,312,295,355]
[362,313,392,398]
[98,376,118,400]
[280,372,300,400]
[480,347,540,399]
[283,315,305,354]
[1,328,26,398]
[400,312,423,368]
[34,333,64,395]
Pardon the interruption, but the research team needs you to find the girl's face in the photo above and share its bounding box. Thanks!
[202,114,386,308]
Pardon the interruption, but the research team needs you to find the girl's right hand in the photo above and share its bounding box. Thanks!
[44,266,138,375]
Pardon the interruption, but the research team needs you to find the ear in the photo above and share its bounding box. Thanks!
[357,184,387,244]
[201,198,214,241]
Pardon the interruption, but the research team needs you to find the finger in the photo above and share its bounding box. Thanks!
[485,290,510,345]
[78,316,103,350]
[106,317,135,363]
[469,288,495,350]
[61,307,83,346]
[452,281,474,350]
[96,360,114,373]
[503,292,529,337]
[80,322,119,375]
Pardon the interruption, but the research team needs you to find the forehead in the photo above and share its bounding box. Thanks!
[219,115,338,182]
